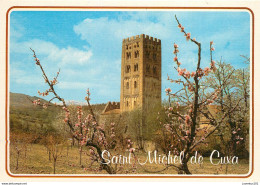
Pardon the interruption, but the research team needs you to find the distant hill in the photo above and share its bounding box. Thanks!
[9,92,106,135]
[10,92,50,107]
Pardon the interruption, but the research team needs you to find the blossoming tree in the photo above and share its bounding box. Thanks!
[160,15,243,174]
[30,49,135,174]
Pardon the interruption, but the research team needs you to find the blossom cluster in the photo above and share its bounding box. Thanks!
[85,89,91,101]
[165,88,172,95]
[232,128,244,145]
[32,99,41,105]
[177,23,192,41]
[62,106,70,123]
[34,55,40,65]
[126,139,135,153]
[38,89,51,97]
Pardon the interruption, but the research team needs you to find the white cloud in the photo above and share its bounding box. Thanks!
[73,14,173,49]
[11,39,93,66]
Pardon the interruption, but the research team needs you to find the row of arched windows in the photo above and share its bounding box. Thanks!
[125,42,140,50]
[126,81,138,89]
[126,50,140,60]
[146,64,158,75]
[125,64,139,73]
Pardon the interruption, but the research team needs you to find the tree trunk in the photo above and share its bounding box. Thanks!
[16,151,20,170]
[49,151,51,161]
[179,161,191,174]
[79,147,82,165]
[53,158,56,174]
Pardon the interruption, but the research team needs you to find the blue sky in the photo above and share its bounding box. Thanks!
[9,10,251,104]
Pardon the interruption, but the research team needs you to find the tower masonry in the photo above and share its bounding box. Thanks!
[120,34,161,113]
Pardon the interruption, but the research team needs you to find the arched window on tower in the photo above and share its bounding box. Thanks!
[153,53,157,60]
[146,64,150,73]
[153,66,157,75]
[135,50,139,58]
[126,65,131,73]
[134,64,138,72]
[134,81,137,88]
[126,82,129,89]
[126,52,131,59]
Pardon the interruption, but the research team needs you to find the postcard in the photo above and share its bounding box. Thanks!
[0,0,259,184]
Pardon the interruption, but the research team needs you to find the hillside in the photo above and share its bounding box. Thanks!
[9,92,49,107]
[9,92,106,135]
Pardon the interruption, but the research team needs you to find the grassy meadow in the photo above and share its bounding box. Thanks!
[9,143,249,175]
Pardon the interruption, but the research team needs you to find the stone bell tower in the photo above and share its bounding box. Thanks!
[120,34,161,113]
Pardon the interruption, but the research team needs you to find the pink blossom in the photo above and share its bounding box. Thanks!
[207,99,214,104]
[185,115,191,122]
[85,96,91,101]
[129,148,135,153]
[191,71,196,77]
[178,24,182,28]
[174,56,178,61]
[173,49,179,54]
[89,149,95,155]
[178,117,182,121]
[211,47,215,51]
[188,84,194,92]
[165,88,172,93]
[185,71,190,79]
[169,107,173,111]
[178,71,184,76]
[165,124,171,131]
[210,41,214,45]
[174,43,178,48]
[111,122,115,126]
[186,33,191,40]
